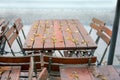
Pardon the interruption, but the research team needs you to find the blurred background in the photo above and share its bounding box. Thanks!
[0,0,117,25]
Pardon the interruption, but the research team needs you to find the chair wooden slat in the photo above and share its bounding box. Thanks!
[97,31,110,45]
[0,21,9,32]
[44,55,96,64]
[14,18,23,34]
[8,32,18,47]
[89,18,106,34]
[5,27,15,38]
[37,68,49,80]
[0,54,41,70]
[92,18,105,26]
[14,18,26,39]
[90,23,101,31]
[44,55,97,71]
[102,26,112,37]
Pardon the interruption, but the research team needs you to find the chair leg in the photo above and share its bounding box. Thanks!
[22,29,26,39]
[48,57,52,74]
[17,36,23,47]
[58,50,64,57]
[16,38,26,55]
[98,46,108,65]
[89,28,92,34]
[10,48,16,56]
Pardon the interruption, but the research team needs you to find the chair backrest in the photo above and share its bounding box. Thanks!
[89,18,105,34]
[96,27,112,45]
[14,18,26,39]
[0,54,41,71]
[4,22,27,56]
[44,55,97,71]
[96,25,112,65]
[4,25,20,56]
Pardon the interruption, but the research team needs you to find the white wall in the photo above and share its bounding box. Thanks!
[0,0,116,9]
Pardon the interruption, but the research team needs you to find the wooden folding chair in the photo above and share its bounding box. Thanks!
[95,26,112,65]
[4,25,26,56]
[0,54,42,79]
[89,20,112,65]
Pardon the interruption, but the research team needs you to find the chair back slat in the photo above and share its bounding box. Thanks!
[44,55,96,64]
[92,18,105,26]
[101,26,112,37]
[37,68,48,80]
[14,18,23,34]
[8,32,18,47]
[0,54,41,70]
[13,18,26,39]
[5,27,15,38]
[89,18,106,34]
[0,21,9,32]
[14,18,21,25]
[97,31,110,45]
[90,23,101,31]
[44,55,97,71]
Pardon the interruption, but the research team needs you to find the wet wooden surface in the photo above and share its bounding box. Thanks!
[60,65,120,80]
[0,66,21,80]
[23,19,97,51]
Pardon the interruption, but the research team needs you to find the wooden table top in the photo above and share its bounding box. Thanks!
[0,66,21,80]
[60,65,120,80]
[23,19,97,51]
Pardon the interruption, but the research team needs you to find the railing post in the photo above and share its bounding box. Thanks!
[107,0,120,65]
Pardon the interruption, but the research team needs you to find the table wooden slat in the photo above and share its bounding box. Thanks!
[23,21,39,50]
[60,66,92,80]
[44,20,54,50]
[74,20,97,49]
[33,20,45,50]
[67,20,87,49]
[61,20,76,49]
[53,20,65,50]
